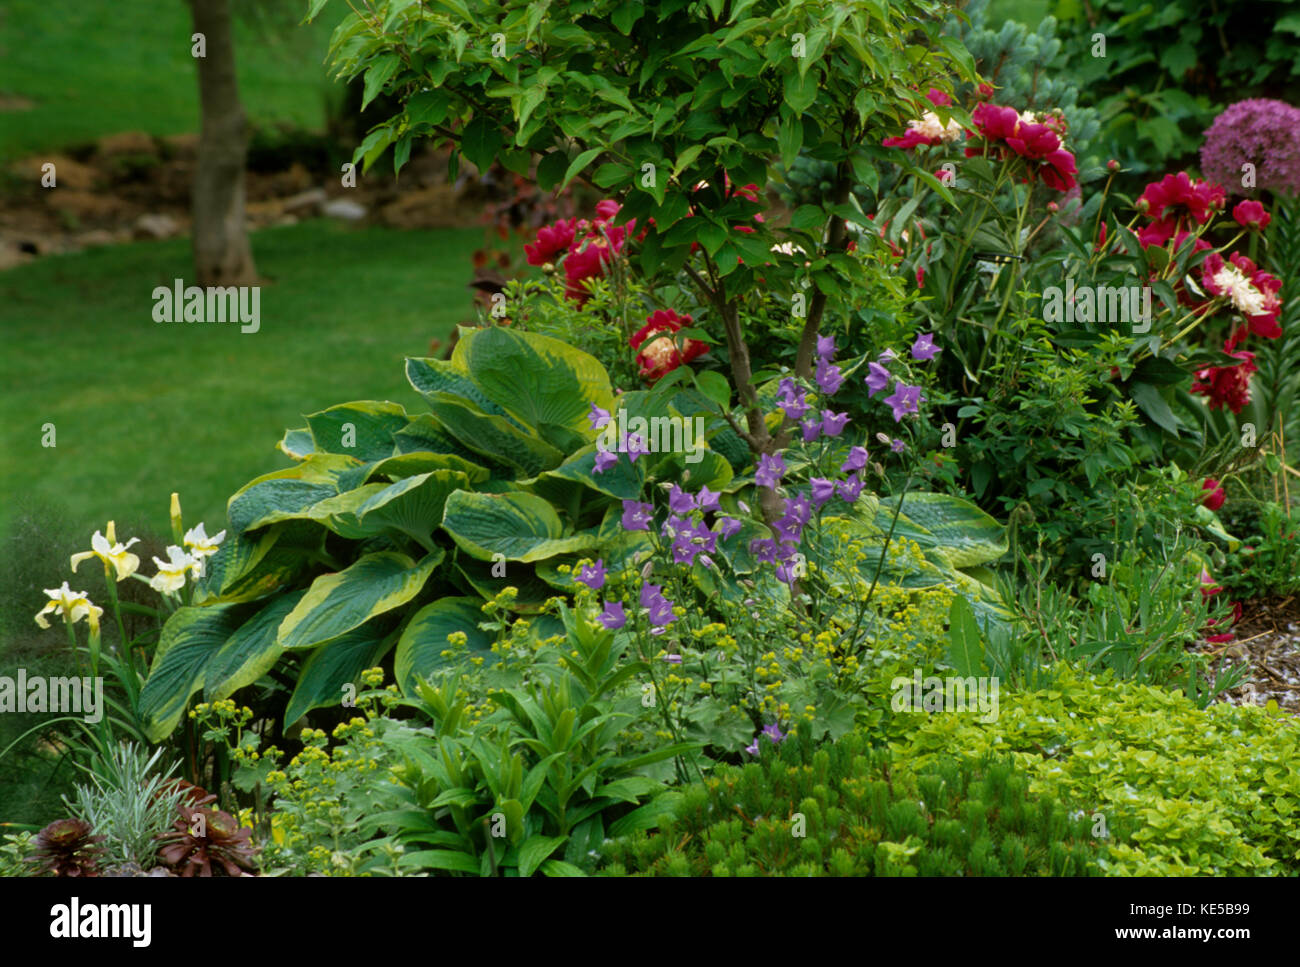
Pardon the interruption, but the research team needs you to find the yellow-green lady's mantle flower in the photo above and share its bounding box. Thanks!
[35,582,103,630]
[150,546,200,595]
[69,521,140,582]
[183,523,226,576]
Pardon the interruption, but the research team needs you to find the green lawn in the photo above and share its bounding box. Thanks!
[0,0,337,158]
[0,220,484,547]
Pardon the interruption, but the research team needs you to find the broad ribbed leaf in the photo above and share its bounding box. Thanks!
[406,356,506,416]
[395,596,495,695]
[284,623,397,726]
[277,550,444,651]
[205,591,307,701]
[305,400,409,460]
[876,493,1008,568]
[358,470,469,546]
[140,603,251,741]
[451,327,616,436]
[426,395,564,477]
[440,491,600,562]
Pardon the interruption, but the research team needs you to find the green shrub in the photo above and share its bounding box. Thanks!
[893,665,1300,875]
[599,729,1111,875]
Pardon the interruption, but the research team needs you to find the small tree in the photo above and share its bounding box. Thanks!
[309,0,973,515]
[190,0,258,286]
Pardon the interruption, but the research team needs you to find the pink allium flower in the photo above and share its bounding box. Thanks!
[1201,98,1300,197]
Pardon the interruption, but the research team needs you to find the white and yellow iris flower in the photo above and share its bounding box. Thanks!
[183,523,226,577]
[69,521,141,582]
[150,546,200,595]
[35,582,103,630]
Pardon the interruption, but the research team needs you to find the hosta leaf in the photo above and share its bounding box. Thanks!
[394,596,498,696]
[284,623,398,726]
[425,395,564,477]
[451,327,616,437]
[876,493,1008,568]
[358,470,470,547]
[305,400,410,461]
[204,591,307,701]
[226,454,361,535]
[365,451,491,484]
[277,550,444,651]
[441,491,600,562]
[140,603,252,741]
[406,355,506,416]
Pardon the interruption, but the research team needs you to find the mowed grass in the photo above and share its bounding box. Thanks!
[0,0,337,158]
[0,220,484,550]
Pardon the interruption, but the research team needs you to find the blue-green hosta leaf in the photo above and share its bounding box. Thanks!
[394,596,495,695]
[204,590,307,701]
[305,400,409,461]
[425,395,564,477]
[284,622,398,726]
[278,428,315,460]
[195,522,324,605]
[358,470,470,548]
[406,355,506,417]
[876,493,1008,568]
[451,326,616,436]
[364,451,490,485]
[392,413,503,471]
[140,603,252,741]
[541,444,647,500]
[440,491,600,562]
[226,453,362,534]
[277,550,444,651]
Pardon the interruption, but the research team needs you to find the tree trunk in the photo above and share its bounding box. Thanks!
[189,0,256,286]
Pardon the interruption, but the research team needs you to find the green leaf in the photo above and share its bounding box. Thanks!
[693,371,731,410]
[461,116,504,172]
[362,55,400,111]
[441,491,600,562]
[204,591,307,702]
[398,849,481,873]
[1129,381,1183,436]
[277,551,443,651]
[562,147,603,190]
[450,327,616,437]
[358,470,470,547]
[284,623,396,726]
[540,858,587,876]
[394,597,495,695]
[306,400,409,461]
[424,395,564,477]
[946,594,985,677]
[516,835,567,877]
[139,604,251,741]
[875,493,1009,568]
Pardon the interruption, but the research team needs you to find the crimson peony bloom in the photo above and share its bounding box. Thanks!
[965,103,1077,191]
[1136,172,1225,227]
[630,309,708,383]
[1191,341,1257,413]
[1232,199,1271,231]
[1201,478,1226,511]
[524,218,576,266]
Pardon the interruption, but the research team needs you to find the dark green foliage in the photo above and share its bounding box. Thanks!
[598,729,1112,876]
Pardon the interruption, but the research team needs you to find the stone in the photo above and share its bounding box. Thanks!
[322,197,367,221]
[133,212,180,239]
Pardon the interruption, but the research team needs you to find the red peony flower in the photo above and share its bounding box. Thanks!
[927,87,952,107]
[1137,173,1225,228]
[1232,199,1270,231]
[1191,340,1257,413]
[965,104,1077,191]
[524,218,576,266]
[630,309,707,383]
[1201,478,1226,511]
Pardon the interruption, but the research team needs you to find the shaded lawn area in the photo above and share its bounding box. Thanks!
[0,220,485,546]
[0,0,336,158]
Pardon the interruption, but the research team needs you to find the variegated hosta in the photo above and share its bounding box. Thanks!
[136,327,745,741]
